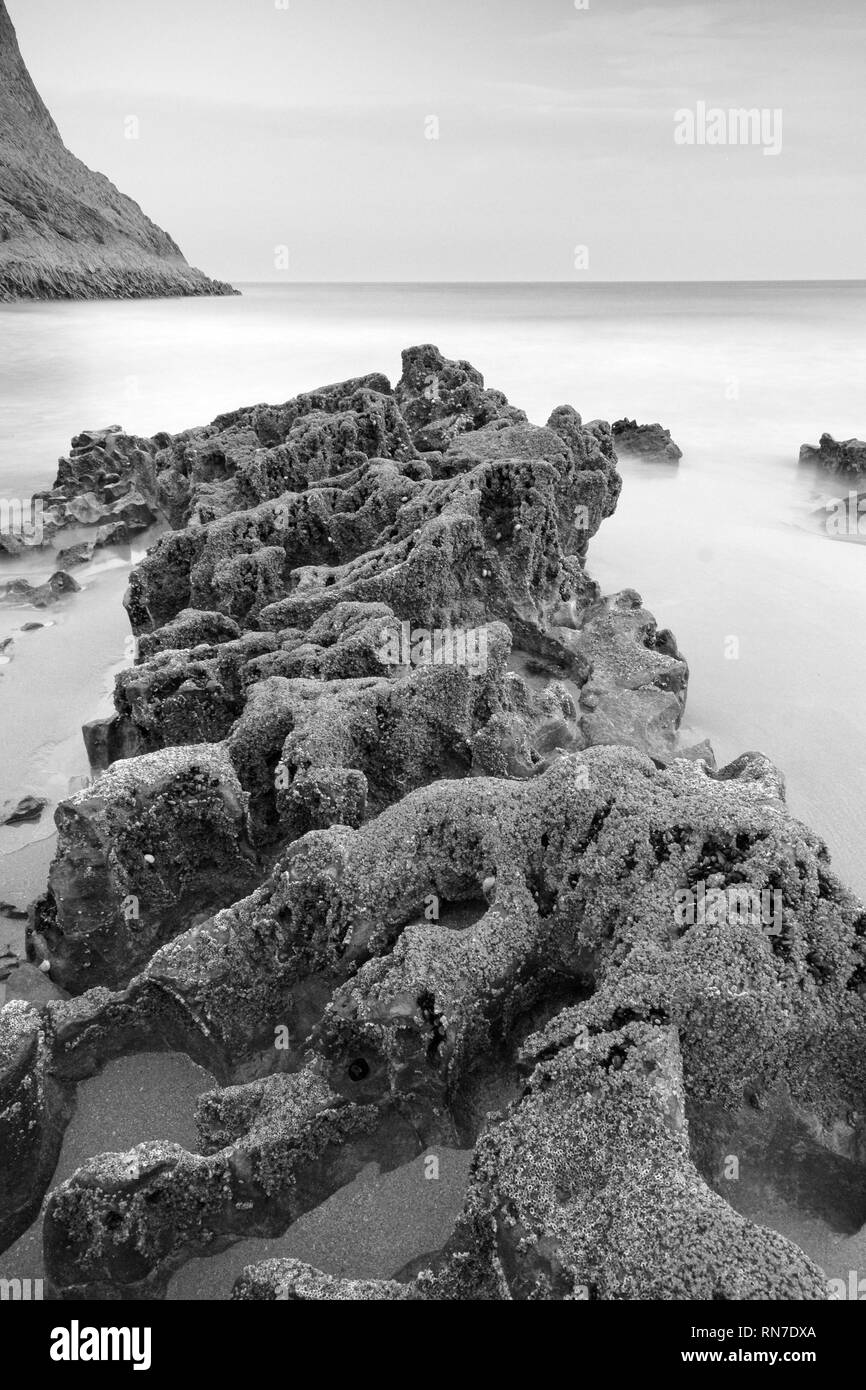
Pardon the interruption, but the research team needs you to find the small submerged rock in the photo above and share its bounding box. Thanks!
[56,541,95,568]
[612,418,682,462]
[0,533,29,558]
[1,794,47,826]
[0,570,80,608]
[0,901,28,919]
[94,521,131,549]
[799,432,866,477]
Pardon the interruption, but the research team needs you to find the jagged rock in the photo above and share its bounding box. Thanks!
[28,745,258,991]
[25,745,866,1297]
[107,489,157,533]
[678,738,717,771]
[0,532,26,557]
[569,590,687,762]
[2,348,861,1304]
[94,521,130,548]
[0,2,235,302]
[137,609,242,660]
[81,713,144,773]
[799,433,866,477]
[0,570,80,607]
[716,749,786,802]
[0,902,28,919]
[612,418,683,463]
[0,1002,73,1250]
[23,431,166,551]
[56,541,95,568]
[395,343,527,452]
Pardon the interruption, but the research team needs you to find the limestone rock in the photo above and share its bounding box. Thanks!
[799,432,866,477]
[612,418,683,463]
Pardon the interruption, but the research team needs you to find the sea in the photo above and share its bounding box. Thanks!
[1,281,863,907]
[1,281,864,1295]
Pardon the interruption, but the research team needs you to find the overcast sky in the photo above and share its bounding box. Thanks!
[9,0,865,281]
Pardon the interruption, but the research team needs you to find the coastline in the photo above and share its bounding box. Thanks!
[0,262,239,303]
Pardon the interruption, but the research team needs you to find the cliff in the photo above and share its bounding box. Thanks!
[0,1,236,300]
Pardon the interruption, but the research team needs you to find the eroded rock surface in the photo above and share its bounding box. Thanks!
[799,433,866,478]
[0,348,861,1299]
[612,418,683,463]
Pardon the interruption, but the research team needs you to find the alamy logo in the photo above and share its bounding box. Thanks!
[674,880,783,934]
[377,620,488,675]
[0,1277,44,1300]
[828,1270,866,1300]
[674,102,783,156]
[0,498,43,545]
[826,492,866,538]
[50,1321,152,1371]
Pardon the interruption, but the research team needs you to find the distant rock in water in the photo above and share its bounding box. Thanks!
[612,418,682,463]
[0,569,80,607]
[0,1,236,301]
[799,432,866,478]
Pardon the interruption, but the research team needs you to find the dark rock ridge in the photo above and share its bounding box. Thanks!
[1,347,863,1303]
[799,433,866,478]
[0,1,236,301]
[612,419,682,463]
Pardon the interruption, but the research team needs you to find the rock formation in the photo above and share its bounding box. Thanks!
[1,347,863,1302]
[799,433,866,478]
[0,1,236,300]
[612,418,682,463]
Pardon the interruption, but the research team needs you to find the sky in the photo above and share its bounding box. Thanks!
[7,0,865,282]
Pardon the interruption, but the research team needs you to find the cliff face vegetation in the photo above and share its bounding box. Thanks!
[0,1,236,300]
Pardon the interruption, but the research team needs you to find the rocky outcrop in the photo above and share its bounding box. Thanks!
[20,745,866,1297]
[29,427,164,551]
[1,348,862,1301]
[612,418,682,463]
[29,746,259,991]
[0,1,236,301]
[0,570,80,606]
[0,1002,74,1249]
[799,433,866,478]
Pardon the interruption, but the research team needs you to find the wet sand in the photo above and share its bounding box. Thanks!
[0,1052,472,1299]
[1,1053,215,1289]
[167,1147,473,1300]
